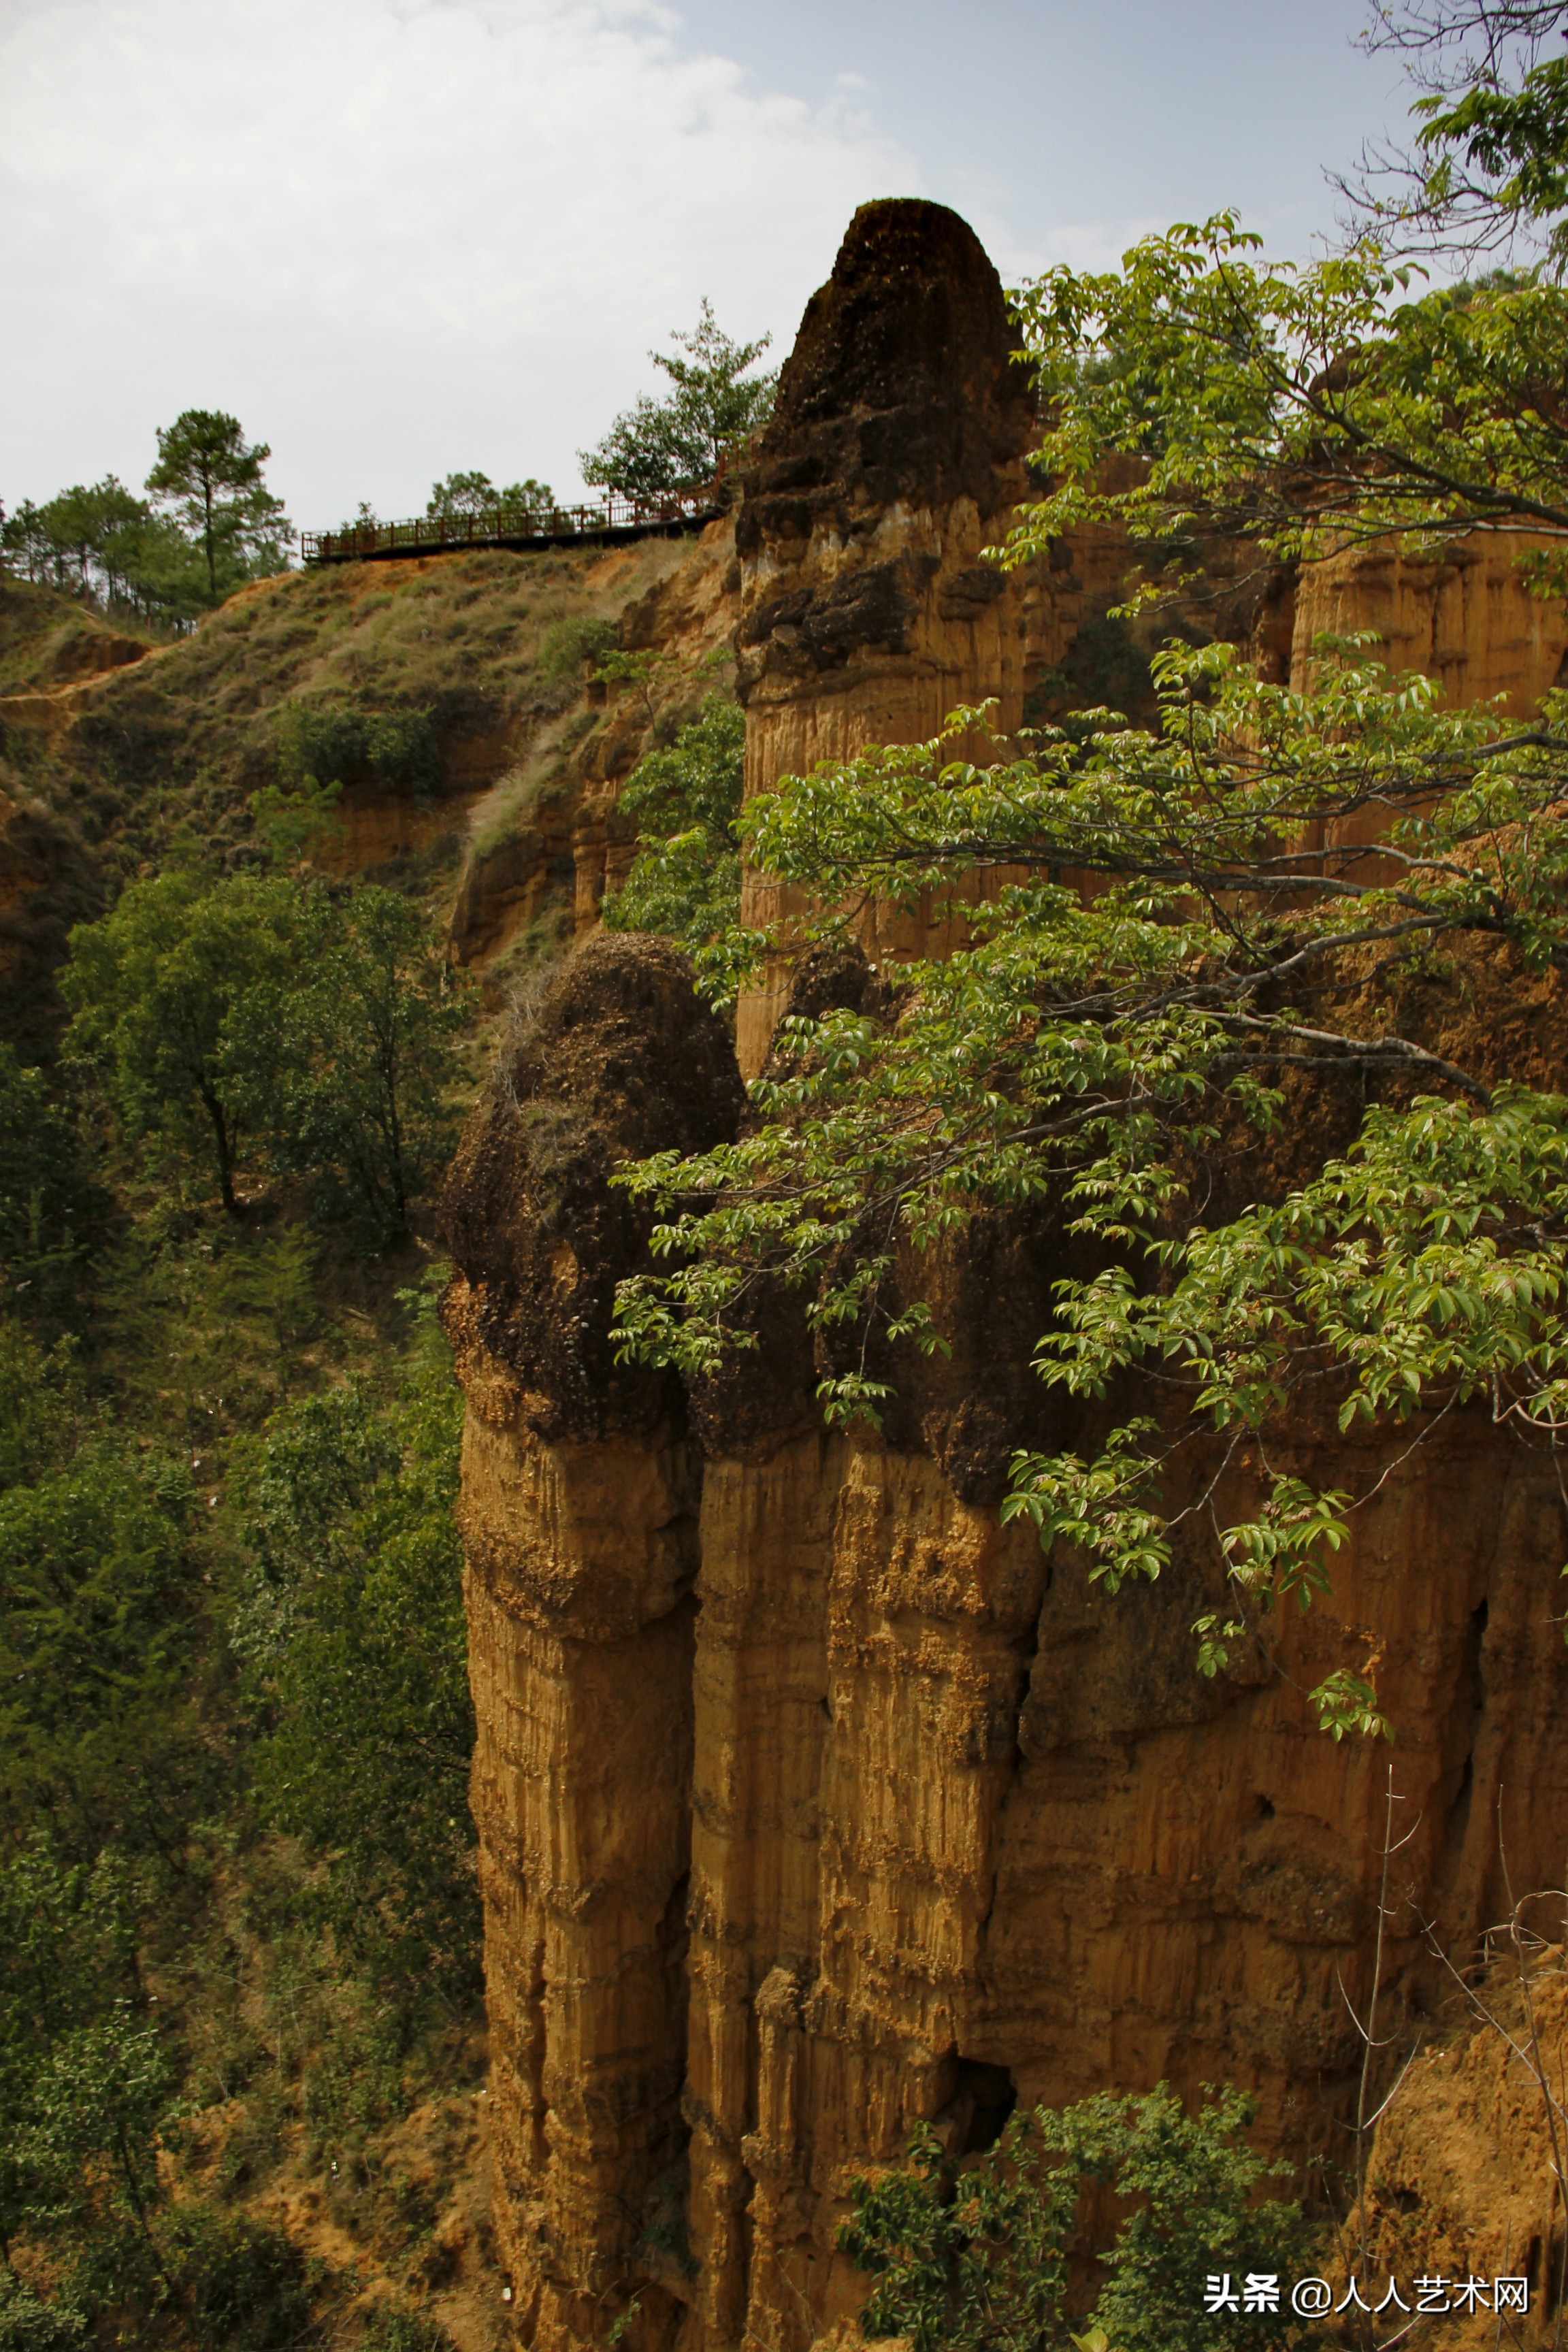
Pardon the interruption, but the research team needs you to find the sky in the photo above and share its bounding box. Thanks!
[0,0,1414,534]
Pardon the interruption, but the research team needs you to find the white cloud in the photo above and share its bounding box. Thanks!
[0,0,920,527]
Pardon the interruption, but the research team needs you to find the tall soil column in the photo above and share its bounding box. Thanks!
[441,936,745,2349]
[731,197,1039,1075]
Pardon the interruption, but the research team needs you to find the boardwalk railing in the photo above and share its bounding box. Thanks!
[301,486,722,566]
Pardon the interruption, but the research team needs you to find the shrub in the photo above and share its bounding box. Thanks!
[165,2203,314,2352]
[537,614,616,694]
[0,2276,88,2352]
[276,699,438,796]
[841,2083,1319,2352]
[602,694,744,976]
[231,1277,478,2011]
[0,1049,99,1317]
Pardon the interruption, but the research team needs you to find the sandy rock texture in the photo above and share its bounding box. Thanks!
[443,200,1568,2352]
[1292,535,1568,719]
[444,932,1568,2352]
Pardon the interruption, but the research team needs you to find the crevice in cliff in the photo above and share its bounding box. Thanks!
[932,2057,1018,2155]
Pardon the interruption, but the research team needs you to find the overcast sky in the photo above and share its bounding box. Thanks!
[1,0,1412,534]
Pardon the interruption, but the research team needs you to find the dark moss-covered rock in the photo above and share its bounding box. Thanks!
[439,930,745,1443]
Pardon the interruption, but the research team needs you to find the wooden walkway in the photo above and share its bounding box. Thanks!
[301,487,721,566]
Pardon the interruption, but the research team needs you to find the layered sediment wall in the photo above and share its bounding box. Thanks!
[442,200,1568,2352]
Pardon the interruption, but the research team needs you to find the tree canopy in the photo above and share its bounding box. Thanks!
[580,299,777,500]
[1006,218,1568,591]
[424,470,554,525]
[61,871,469,1238]
[610,1,1568,1743]
[3,411,293,623]
[144,410,291,600]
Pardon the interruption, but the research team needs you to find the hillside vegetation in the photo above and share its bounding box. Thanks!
[0,487,749,2350]
[0,537,693,1058]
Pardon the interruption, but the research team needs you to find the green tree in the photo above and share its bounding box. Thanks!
[250,887,472,1246]
[18,2015,176,2293]
[64,873,469,1239]
[231,1282,476,2004]
[612,640,1568,1737]
[0,499,47,582]
[61,870,300,1213]
[424,471,554,525]
[33,480,145,602]
[145,410,291,601]
[0,479,205,624]
[1006,218,1568,592]
[601,695,745,964]
[580,299,776,500]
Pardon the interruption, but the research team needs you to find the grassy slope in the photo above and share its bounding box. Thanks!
[2,544,688,864]
[0,577,158,696]
[0,539,693,1055]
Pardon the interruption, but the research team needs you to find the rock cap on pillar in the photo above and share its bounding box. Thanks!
[732,198,1039,1076]
[737,195,1036,546]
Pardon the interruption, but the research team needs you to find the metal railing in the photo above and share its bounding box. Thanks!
[301,486,722,566]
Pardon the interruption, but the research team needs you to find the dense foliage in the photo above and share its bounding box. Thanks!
[424,471,555,526]
[61,870,472,1240]
[231,1290,475,2006]
[841,2085,1316,2352]
[274,697,440,799]
[601,694,745,962]
[0,853,480,2342]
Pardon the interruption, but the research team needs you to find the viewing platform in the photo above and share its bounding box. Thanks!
[300,486,723,565]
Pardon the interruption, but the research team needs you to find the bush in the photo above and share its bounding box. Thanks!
[841,2083,1320,2352]
[358,2307,458,2352]
[0,1443,204,1857]
[0,1049,99,1318]
[602,694,743,971]
[276,699,438,796]
[165,2203,314,2352]
[537,614,616,693]
[0,2276,88,2352]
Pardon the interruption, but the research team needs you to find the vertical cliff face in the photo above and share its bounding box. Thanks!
[441,936,745,2348]
[447,966,1568,2351]
[445,201,1568,2352]
[1292,535,1568,718]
